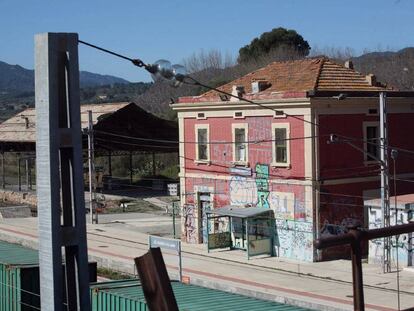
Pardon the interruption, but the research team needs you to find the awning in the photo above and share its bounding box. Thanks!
[207,206,272,218]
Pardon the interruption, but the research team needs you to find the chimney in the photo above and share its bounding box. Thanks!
[344,60,354,69]
[366,74,377,86]
[230,85,245,101]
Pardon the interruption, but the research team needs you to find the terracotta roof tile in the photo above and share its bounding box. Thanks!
[181,57,392,103]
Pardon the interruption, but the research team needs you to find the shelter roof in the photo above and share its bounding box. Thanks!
[0,102,178,153]
[0,102,129,143]
[207,206,273,218]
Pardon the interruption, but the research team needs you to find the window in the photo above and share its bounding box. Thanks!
[364,122,380,162]
[195,125,209,162]
[232,124,248,164]
[272,123,290,167]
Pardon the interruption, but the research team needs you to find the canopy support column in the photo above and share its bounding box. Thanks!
[18,155,21,192]
[129,152,133,184]
[1,151,4,189]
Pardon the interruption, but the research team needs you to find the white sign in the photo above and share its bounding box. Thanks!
[148,235,182,281]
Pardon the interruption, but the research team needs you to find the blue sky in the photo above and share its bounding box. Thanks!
[0,0,413,82]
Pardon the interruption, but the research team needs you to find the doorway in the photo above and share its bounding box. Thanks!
[198,192,212,244]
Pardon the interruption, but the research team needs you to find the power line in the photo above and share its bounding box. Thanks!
[94,129,322,145]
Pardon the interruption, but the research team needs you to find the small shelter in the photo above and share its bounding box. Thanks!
[206,206,274,259]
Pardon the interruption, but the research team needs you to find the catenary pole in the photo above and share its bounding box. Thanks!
[35,32,90,310]
[380,92,392,273]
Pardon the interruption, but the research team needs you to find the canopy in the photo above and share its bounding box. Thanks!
[207,206,272,219]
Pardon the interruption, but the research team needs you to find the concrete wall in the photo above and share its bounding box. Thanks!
[0,189,37,206]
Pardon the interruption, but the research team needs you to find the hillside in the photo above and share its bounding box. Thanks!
[1,47,414,122]
[0,60,150,122]
[351,47,414,90]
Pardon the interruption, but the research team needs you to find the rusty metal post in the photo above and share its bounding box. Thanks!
[134,247,179,311]
[349,229,365,311]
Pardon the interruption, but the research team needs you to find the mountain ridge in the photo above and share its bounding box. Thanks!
[0,60,130,92]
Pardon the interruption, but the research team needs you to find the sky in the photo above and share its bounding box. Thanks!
[0,0,413,82]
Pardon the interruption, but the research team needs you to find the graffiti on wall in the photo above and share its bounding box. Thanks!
[183,204,197,243]
[229,176,257,206]
[269,191,295,219]
[275,219,313,261]
[319,193,363,238]
[368,207,413,266]
[255,164,270,208]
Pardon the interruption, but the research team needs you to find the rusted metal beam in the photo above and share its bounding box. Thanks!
[315,223,414,311]
[134,247,179,311]
[315,223,414,248]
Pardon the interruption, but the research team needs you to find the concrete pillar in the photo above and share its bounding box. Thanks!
[35,32,90,310]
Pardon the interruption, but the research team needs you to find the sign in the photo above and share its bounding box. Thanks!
[149,236,180,253]
[229,166,252,176]
[167,183,179,196]
[148,235,182,282]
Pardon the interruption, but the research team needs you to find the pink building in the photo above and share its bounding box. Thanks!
[171,58,414,262]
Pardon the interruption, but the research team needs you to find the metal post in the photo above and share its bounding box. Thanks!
[172,201,176,239]
[350,231,365,311]
[129,152,133,184]
[380,92,391,273]
[29,157,32,190]
[87,110,96,224]
[108,151,112,177]
[152,152,156,176]
[18,156,21,192]
[35,32,90,310]
[1,151,5,189]
[178,240,182,282]
[25,158,29,191]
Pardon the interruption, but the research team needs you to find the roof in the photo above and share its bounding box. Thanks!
[0,240,38,266]
[178,57,394,103]
[0,102,178,153]
[90,279,314,311]
[364,193,414,209]
[0,102,129,143]
[207,206,273,218]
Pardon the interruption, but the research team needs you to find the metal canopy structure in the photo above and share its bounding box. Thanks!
[206,206,275,259]
[209,206,272,218]
[0,102,178,191]
[0,102,178,154]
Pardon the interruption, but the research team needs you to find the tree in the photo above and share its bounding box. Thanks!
[238,27,311,63]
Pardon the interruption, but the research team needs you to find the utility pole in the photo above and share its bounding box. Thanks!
[35,32,90,310]
[380,92,392,273]
[87,110,97,224]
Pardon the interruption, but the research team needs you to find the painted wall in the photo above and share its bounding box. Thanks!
[183,115,305,179]
[181,113,315,261]
[317,110,414,260]
[319,113,414,180]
